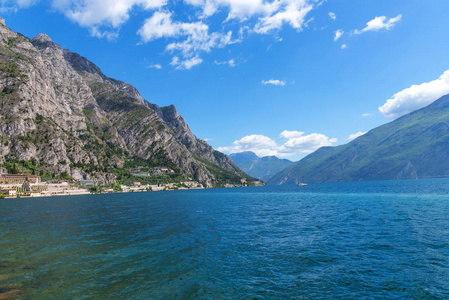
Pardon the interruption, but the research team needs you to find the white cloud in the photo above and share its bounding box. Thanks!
[379,70,449,119]
[146,63,162,69]
[2,0,37,8]
[254,0,314,34]
[262,79,286,86]
[279,133,337,155]
[166,30,233,56]
[217,134,278,157]
[362,113,371,117]
[346,131,366,141]
[341,43,347,49]
[355,14,402,34]
[329,12,336,20]
[279,130,304,139]
[52,0,167,38]
[170,55,203,70]
[214,59,236,67]
[185,0,296,21]
[184,0,315,34]
[218,130,337,158]
[334,29,343,41]
[137,11,182,42]
[138,11,234,69]
[7,0,317,69]
[0,0,38,12]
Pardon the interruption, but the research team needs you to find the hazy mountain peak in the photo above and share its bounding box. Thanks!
[230,151,293,182]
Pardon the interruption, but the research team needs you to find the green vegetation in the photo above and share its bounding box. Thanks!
[268,94,449,184]
[0,61,24,79]
[113,183,122,192]
[115,172,190,186]
[111,154,186,186]
[1,159,74,182]
[0,25,256,190]
[35,114,44,124]
[193,153,256,187]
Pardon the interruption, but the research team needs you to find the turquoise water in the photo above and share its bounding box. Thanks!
[1,178,449,299]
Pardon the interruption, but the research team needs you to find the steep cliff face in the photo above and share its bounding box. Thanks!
[0,18,249,186]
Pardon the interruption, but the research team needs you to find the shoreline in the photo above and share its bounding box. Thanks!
[0,183,263,199]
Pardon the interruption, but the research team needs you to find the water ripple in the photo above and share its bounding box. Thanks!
[1,179,449,298]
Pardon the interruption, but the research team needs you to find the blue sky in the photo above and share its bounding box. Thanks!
[2,0,449,161]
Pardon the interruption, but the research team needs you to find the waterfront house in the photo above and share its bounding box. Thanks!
[0,174,41,184]
[28,191,43,197]
[0,188,17,196]
[76,180,95,187]
[130,172,151,177]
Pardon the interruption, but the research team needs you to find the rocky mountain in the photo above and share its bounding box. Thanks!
[0,17,252,186]
[268,93,449,185]
[229,151,294,182]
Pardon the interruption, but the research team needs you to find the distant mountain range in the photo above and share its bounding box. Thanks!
[268,93,449,184]
[0,18,253,186]
[229,151,294,182]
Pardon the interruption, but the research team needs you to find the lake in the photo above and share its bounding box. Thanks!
[1,178,449,299]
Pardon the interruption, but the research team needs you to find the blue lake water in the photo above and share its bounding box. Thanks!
[1,178,449,299]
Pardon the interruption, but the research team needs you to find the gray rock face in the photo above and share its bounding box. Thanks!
[0,23,247,186]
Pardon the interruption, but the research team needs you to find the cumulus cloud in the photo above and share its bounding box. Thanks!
[138,11,234,68]
[184,0,276,19]
[218,130,337,158]
[379,70,449,119]
[217,134,278,157]
[334,29,343,41]
[136,0,316,69]
[7,0,318,69]
[341,43,347,49]
[279,133,337,155]
[262,79,286,86]
[253,0,314,34]
[184,0,314,33]
[346,131,366,141]
[51,0,167,39]
[137,11,182,42]
[354,14,402,34]
[329,12,336,20]
[279,130,304,139]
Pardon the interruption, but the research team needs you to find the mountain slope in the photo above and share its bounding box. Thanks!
[0,18,251,186]
[230,151,294,181]
[268,93,449,184]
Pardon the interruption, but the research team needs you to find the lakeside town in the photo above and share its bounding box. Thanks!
[0,166,262,198]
